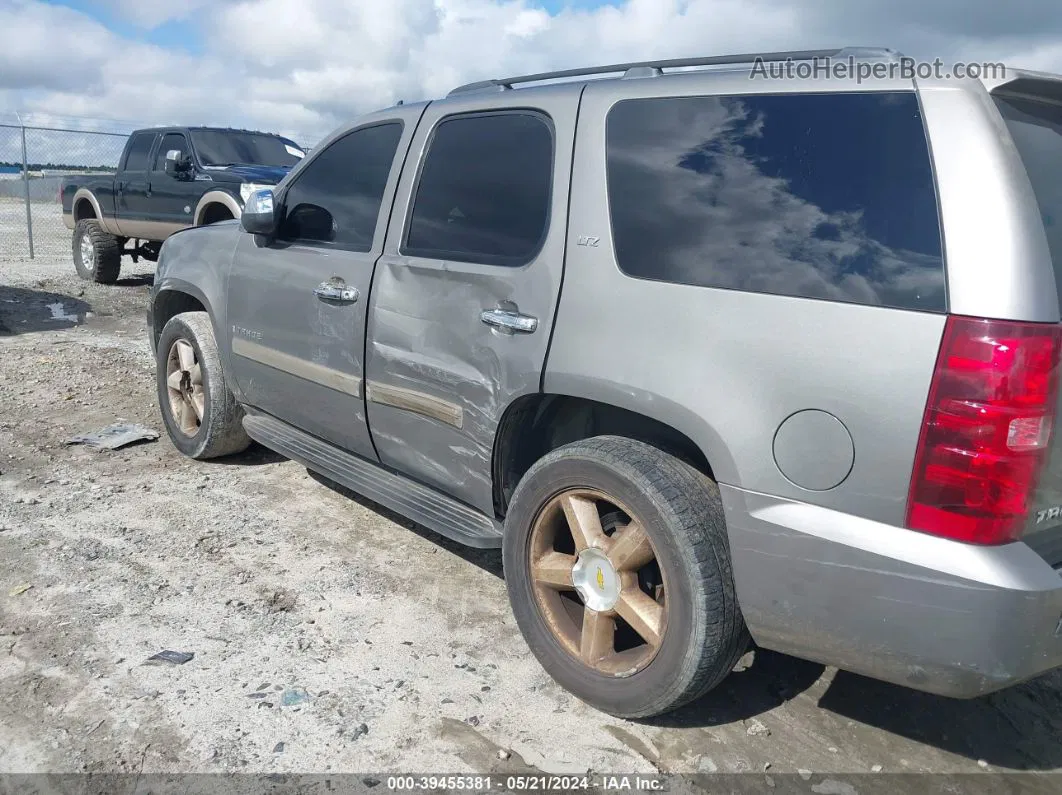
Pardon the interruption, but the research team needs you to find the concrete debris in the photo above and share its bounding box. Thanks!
[144,650,194,666]
[66,423,159,451]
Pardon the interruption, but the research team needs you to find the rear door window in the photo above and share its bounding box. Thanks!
[605,92,946,311]
[123,132,157,172]
[994,96,1062,305]
[403,112,554,267]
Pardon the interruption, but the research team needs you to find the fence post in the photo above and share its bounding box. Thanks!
[17,113,34,259]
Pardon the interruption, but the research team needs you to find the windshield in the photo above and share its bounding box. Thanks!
[190,130,305,168]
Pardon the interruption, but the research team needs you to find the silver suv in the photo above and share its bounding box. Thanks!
[147,47,1062,718]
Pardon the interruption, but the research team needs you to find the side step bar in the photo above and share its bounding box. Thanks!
[242,411,504,549]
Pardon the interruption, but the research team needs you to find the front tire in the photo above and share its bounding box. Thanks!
[503,436,750,719]
[156,312,251,460]
[72,219,121,284]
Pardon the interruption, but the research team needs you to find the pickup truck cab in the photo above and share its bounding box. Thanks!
[61,126,305,284]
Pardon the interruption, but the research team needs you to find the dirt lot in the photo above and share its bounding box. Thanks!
[2,237,1062,788]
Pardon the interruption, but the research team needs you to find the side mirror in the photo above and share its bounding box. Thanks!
[164,150,190,178]
[241,189,277,237]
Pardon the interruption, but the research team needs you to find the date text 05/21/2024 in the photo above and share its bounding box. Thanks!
[385,775,667,792]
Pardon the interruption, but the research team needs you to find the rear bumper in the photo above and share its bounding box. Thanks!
[722,485,1062,698]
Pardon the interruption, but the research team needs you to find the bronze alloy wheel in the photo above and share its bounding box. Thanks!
[505,437,750,717]
[165,338,205,437]
[528,488,668,676]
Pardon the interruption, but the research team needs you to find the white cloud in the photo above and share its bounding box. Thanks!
[3,0,1062,149]
[0,1,112,92]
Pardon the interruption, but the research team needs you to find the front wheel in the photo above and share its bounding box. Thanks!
[503,436,750,719]
[156,312,251,460]
[72,219,121,284]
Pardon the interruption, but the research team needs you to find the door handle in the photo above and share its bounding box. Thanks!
[481,308,538,334]
[314,282,360,303]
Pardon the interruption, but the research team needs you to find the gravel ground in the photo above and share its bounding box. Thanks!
[2,240,1062,788]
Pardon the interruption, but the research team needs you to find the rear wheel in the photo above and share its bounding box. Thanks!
[72,219,121,284]
[503,436,749,718]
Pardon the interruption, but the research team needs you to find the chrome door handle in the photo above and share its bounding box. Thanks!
[314,282,360,303]
[481,308,538,334]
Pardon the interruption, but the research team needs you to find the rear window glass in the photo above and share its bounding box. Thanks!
[605,92,946,311]
[994,96,1062,304]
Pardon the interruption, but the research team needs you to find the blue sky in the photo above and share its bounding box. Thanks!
[42,0,202,52]
[3,0,1061,145]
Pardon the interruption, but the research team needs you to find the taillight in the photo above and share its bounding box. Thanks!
[906,315,1062,545]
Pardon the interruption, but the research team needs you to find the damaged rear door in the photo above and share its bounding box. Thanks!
[364,88,581,515]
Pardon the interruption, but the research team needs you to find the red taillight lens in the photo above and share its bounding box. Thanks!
[906,315,1062,545]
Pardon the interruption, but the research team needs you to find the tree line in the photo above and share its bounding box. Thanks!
[0,160,114,172]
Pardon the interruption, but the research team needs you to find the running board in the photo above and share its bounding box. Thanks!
[242,411,503,549]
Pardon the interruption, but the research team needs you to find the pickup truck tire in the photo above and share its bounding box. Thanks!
[156,312,251,460]
[502,436,750,719]
[72,219,121,284]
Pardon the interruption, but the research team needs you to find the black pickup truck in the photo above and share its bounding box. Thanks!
[61,126,306,283]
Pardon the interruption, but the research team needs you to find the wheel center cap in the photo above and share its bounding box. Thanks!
[571,548,620,612]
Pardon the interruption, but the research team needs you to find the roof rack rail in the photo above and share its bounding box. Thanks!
[448,47,901,96]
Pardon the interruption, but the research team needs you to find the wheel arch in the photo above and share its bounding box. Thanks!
[194,191,242,226]
[151,283,214,351]
[72,188,103,222]
[491,393,726,519]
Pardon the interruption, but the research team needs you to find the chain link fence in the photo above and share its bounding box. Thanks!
[0,115,130,261]
[0,113,318,262]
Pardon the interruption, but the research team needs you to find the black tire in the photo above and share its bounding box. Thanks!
[156,312,251,460]
[503,436,750,719]
[72,219,121,284]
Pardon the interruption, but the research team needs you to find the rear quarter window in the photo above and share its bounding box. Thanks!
[605,92,946,312]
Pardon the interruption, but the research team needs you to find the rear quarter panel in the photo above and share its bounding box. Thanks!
[62,177,119,232]
[546,282,946,526]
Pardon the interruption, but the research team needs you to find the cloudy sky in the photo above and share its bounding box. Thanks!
[2,0,1061,145]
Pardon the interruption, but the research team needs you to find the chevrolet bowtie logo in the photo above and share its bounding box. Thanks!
[596,568,605,590]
